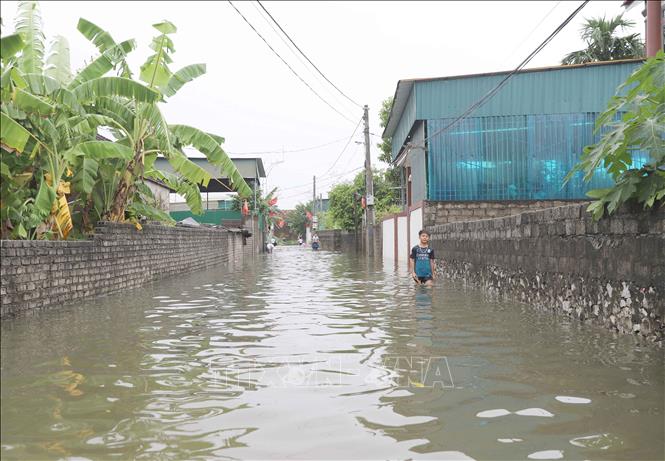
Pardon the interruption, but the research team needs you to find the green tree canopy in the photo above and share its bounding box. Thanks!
[284,201,313,236]
[327,170,399,231]
[562,14,644,65]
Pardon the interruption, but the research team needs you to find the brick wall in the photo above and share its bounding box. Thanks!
[0,222,249,318]
[423,200,589,227]
[429,203,665,342]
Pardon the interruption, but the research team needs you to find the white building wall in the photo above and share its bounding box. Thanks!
[409,206,423,250]
[382,218,395,261]
[397,215,408,265]
[145,181,170,211]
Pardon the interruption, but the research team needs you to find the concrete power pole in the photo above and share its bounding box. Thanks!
[313,175,316,214]
[363,105,375,256]
[645,0,663,57]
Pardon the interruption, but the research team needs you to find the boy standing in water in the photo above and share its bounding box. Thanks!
[409,229,435,286]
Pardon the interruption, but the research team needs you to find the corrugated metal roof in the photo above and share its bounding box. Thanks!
[382,59,644,141]
[154,157,266,180]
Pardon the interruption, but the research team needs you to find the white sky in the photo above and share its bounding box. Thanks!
[1,1,646,208]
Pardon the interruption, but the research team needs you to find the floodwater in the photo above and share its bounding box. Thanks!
[1,246,663,461]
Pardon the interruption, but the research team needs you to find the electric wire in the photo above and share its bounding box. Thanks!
[257,0,363,109]
[228,1,358,124]
[227,136,350,155]
[414,0,589,150]
[318,116,363,177]
[250,2,353,114]
[505,1,562,65]
[277,166,364,201]
[277,164,364,193]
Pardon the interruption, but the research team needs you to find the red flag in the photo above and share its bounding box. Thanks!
[277,219,285,228]
[361,196,366,209]
[305,211,312,220]
[241,200,249,216]
[268,197,278,206]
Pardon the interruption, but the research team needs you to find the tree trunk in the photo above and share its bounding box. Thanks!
[105,147,144,222]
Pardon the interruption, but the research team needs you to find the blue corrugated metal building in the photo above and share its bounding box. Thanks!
[382,59,644,204]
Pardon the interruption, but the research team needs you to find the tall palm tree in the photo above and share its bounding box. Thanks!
[562,14,644,65]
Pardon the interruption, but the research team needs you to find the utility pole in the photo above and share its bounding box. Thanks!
[645,0,663,57]
[312,175,316,214]
[363,104,374,256]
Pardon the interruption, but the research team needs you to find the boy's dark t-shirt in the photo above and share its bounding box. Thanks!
[410,245,435,277]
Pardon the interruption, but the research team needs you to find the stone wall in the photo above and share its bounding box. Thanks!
[318,229,361,252]
[423,200,589,227]
[0,222,249,318]
[318,224,381,255]
[429,203,665,342]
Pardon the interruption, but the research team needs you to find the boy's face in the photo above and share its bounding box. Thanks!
[419,232,430,245]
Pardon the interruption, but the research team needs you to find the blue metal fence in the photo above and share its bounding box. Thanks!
[426,114,647,201]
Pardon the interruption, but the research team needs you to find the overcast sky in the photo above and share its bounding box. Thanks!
[1,1,646,208]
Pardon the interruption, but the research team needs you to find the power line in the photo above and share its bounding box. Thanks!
[257,0,362,109]
[249,2,354,115]
[505,1,562,65]
[228,1,358,124]
[416,0,589,149]
[277,164,364,193]
[319,116,363,177]
[227,136,350,155]
[277,166,364,201]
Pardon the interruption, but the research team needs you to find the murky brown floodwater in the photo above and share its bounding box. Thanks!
[1,246,663,460]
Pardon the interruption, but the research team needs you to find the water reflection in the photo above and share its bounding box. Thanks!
[1,246,663,460]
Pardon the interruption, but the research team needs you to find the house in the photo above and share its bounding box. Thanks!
[154,156,266,226]
[381,59,644,263]
[383,59,644,206]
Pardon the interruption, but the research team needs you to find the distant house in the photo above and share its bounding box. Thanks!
[143,178,173,211]
[154,156,266,227]
[382,59,644,207]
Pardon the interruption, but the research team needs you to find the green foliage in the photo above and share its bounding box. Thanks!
[284,201,313,236]
[377,97,393,164]
[1,2,251,239]
[566,51,665,220]
[562,14,644,65]
[326,170,399,231]
[377,96,401,200]
[15,1,45,74]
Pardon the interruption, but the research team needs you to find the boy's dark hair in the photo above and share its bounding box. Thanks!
[418,229,429,236]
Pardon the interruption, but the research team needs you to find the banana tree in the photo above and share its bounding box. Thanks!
[1,2,160,238]
[77,19,252,222]
[2,2,251,238]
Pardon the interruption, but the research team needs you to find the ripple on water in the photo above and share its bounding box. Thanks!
[514,408,554,417]
[569,433,622,450]
[555,395,591,404]
[527,450,564,459]
[476,409,511,418]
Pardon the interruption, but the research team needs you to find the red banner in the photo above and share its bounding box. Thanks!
[268,197,278,206]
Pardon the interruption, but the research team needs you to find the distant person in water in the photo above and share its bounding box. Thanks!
[297,235,303,246]
[312,233,320,251]
[409,229,435,286]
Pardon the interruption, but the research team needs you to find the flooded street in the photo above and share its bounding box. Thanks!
[1,246,663,460]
